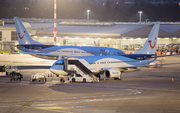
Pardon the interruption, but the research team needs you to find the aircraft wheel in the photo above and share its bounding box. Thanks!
[96,74,101,80]
[114,76,121,80]
[83,78,86,83]
[114,78,118,80]
[72,78,75,82]
[60,78,65,82]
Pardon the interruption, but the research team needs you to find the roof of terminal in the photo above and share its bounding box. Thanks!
[32,23,180,38]
[1,19,180,38]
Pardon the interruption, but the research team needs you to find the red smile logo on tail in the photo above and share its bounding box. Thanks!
[148,37,157,49]
[18,31,26,39]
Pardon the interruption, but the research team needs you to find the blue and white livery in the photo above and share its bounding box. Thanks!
[14,17,125,60]
[50,22,173,81]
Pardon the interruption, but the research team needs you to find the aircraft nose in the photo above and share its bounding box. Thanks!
[49,65,68,76]
[50,65,56,73]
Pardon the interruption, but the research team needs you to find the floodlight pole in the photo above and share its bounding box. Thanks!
[54,0,57,45]
[87,10,90,21]
[138,11,142,22]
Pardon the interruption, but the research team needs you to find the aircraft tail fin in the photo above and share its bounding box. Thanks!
[14,17,42,45]
[134,22,160,54]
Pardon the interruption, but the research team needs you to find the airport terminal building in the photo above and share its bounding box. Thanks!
[1,18,180,51]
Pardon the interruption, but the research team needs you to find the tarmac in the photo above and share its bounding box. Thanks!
[0,54,180,113]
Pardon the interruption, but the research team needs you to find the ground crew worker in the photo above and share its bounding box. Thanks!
[10,71,15,81]
[16,72,23,81]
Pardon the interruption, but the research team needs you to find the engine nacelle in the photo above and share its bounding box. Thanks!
[104,68,121,78]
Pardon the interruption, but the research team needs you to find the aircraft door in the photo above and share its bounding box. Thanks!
[64,58,68,71]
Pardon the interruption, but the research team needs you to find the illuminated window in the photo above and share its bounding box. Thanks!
[116,2,118,4]
[11,31,17,41]
[103,3,105,5]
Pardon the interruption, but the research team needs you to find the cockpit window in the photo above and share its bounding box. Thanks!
[54,63,64,65]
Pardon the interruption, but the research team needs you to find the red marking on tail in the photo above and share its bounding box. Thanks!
[148,37,157,49]
[18,31,26,39]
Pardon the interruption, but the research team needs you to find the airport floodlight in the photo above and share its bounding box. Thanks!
[138,11,143,22]
[87,10,90,21]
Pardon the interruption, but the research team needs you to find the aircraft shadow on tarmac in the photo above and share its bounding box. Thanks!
[29,82,46,85]
[48,83,115,94]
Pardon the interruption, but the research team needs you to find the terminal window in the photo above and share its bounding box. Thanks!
[11,31,17,41]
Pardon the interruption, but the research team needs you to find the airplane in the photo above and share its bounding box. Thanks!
[14,17,125,60]
[49,22,180,81]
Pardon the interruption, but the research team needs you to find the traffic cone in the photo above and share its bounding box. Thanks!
[172,78,174,82]
[104,78,106,81]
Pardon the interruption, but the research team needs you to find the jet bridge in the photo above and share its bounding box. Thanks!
[64,58,99,82]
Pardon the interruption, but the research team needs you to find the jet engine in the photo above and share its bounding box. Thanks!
[104,68,121,78]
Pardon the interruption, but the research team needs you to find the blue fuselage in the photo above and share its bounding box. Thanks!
[17,44,125,57]
[50,54,156,75]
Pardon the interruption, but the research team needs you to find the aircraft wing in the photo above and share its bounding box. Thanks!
[21,52,59,57]
[101,62,180,70]
[20,52,74,59]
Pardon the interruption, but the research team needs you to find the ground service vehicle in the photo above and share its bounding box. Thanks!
[6,66,19,75]
[0,64,6,76]
[10,72,23,81]
[70,74,94,83]
[31,73,46,82]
